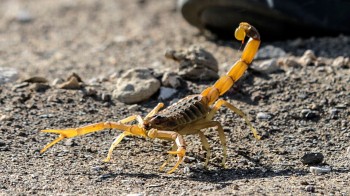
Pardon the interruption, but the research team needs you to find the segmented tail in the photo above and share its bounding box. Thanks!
[201,22,261,105]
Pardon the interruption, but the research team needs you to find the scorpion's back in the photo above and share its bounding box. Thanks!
[147,95,210,131]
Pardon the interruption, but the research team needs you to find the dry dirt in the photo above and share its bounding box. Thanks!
[1,0,349,195]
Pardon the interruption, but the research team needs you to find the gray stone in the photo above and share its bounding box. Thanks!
[161,72,181,88]
[255,45,286,59]
[257,112,271,120]
[165,45,219,80]
[252,59,280,74]
[310,166,331,175]
[299,50,317,66]
[158,87,177,100]
[332,56,349,67]
[300,152,324,165]
[0,67,19,85]
[16,10,33,23]
[112,68,160,104]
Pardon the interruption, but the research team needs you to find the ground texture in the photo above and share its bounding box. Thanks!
[0,0,349,195]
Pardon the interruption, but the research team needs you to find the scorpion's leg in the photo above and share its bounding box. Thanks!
[104,103,164,161]
[160,129,211,170]
[41,121,146,154]
[207,99,261,140]
[144,103,164,122]
[197,131,211,167]
[159,144,177,171]
[148,129,186,174]
[179,121,225,167]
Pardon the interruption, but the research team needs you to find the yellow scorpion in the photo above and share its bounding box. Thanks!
[41,22,261,174]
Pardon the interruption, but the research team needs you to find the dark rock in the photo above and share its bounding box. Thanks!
[300,152,324,165]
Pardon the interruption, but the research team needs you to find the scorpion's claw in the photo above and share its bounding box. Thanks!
[166,147,186,174]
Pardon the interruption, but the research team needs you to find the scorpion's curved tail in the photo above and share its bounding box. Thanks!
[201,22,260,105]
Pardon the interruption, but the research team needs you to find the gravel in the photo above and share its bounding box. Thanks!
[0,0,349,195]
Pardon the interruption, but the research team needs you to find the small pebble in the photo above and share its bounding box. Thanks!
[255,45,286,59]
[158,87,177,100]
[101,93,111,102]
[310,166,331,175]
[305,185,315,192]
[196,163,204,170]
[98,173,111,180]
[23,76,48,83]
[0,140,6,147]
[252,59,280,74]
[300,152,324,165]
[52,78,64,86]
[0,115,12,121]
[300,109,318,119]
[299,50,317,66]
[16,10,33,23]
[58,76,81,89]
[112,68,160,104]
[165,46,219,81]
[183,166,190,174]
[126,193,143,196]
[329,108,340,119]
[30,83,50,92]
[257,112,271,120]
[0,67,19,85]
[347,147,350,157]
[332,56,349,67]
[161,72,181,88]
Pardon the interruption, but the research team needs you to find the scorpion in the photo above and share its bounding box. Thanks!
[40,22,261,174]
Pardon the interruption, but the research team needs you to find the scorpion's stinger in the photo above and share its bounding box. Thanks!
[201,22,260,105]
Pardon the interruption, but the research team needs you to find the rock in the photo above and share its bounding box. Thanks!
[84,87,98,96]
[278,57,301,68]
[58,76,81,89]
[52,78,65,86]
[158,87,177,100]
[255,45,286,59]
[252,59,280,74]
[332,56,349,67]
[347,147,350,157]
[23,76,48,83]
[165,46,219,81]
[257,112,271,120]
[0,140,5,147]
[329,108,340,119]
[300,152,324,165]
[16,9,33,23]
[0,67,19,85]
[112,68,160,104]
[161,72,181,88]
[183,166,190,174]
[309,166,331,175]
[29,83,50,92]
[300,109,318,119]
[299,50,317,66]
[101,93,111,102]
[305,185,315,192]
[0,114,12,122]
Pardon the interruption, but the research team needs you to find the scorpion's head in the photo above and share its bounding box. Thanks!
[145,114,178,130]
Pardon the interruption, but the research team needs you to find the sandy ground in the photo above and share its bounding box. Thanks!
[1,0,349,195]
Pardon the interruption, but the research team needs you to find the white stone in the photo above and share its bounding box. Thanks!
[310,166,331,175]
[112,68,160,104]
[253,59,280,74]
[0,67,19,84]
[158,87,177,100]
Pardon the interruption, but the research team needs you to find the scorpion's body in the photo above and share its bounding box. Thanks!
[41,22,261,174]
[147,95,210,131]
